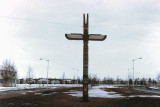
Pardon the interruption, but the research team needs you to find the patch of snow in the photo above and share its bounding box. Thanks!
[129,95,160,98]
[42,94,50,96]
[66,86,124,98]
[27,91,34,92]
[35,93,42,95]
[93,85,123,89]
[149,86,159,90]
[64,85,160,99]
[0,84,82,92]
[40,92,59,96]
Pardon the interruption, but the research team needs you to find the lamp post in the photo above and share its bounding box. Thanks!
[77,69,79,86]
[128,69,130,87]
[132,57,142,88]
[73,68,79,85]
[40,58,50,89]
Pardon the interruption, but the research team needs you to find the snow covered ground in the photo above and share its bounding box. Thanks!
[148,86,159,90]
[64,85,160,98]
[129,95,160,98]
[0,84,82,92]
[64,85,124,98]
[1,84,160,99]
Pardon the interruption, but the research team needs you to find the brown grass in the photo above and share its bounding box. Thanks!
[0,86,160,107]
[102,86,160,96]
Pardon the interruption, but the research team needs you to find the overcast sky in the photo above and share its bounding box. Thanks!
[0,0,160,80]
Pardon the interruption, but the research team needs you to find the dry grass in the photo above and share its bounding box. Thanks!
[102,86,160,96]
[0,86,160,107]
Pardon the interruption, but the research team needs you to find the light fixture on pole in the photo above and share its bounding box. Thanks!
[128,69,130,87]
[40,58,51,89]
[132,57,142,89]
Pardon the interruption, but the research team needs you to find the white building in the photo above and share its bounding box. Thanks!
[51,80,60,84]
[38,78,49,84]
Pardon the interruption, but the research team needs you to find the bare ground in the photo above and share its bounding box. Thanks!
[102,86,160,96]
[0,86,160,107]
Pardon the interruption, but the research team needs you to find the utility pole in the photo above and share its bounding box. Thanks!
[132,57,142,88]
[128,69,130,87]
[40,58,51,89]
[65,13,107,102]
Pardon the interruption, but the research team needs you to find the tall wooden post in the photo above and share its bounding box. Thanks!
[65,13,107,102]
[83,14,89,101]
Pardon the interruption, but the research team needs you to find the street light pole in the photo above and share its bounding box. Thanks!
[132,60,134,89]
[77,69,79,86]
[132,57,142,89]
[40,58,50,89]
[46,60,49,89]
[128,69,130,87]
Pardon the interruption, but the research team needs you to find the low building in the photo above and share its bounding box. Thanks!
[38,78,49,84]
[19,79,25,84]
[51,80,60,84]
[0,69,17,87]
[65,79,72,84]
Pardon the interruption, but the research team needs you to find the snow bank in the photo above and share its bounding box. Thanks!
[148,86,159,90]
[0,84,82,92]
[65,85,124,98]
[129,95,160,98]
[65,85,160,98]
[93,85,122,89]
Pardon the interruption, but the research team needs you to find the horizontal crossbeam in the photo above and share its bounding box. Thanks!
[65,33,107,41]
[65,33,83,40]
[89,34,107,41]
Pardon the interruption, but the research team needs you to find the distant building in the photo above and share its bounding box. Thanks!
[38,78,49,84]
[0,66,17,87]
[19,78,25,84]
[26,78,35,84]
[71,79,78,84]
[51,80,60,84]
[64,79,72,84]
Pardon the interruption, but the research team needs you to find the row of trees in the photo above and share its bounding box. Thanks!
[128,78,157,86]
[87,74,159,86]
[1,59,160,87]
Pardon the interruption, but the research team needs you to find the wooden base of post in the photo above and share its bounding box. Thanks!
[83,83,88,102]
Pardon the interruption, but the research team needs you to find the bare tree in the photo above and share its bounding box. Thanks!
[92,74,98,85]
[107,77,114,85]
[141,78,147,86]
[148,78,152,86]
[116,76,121,85]
[156,72,160,82]
[1,59,17,87]
[2,59,17,72]
[102,76,115,85]
[129,78,132,85]
[103,77,107,84]
[152,79,157,85]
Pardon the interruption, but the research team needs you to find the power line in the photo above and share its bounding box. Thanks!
[90,22,160,28]
[1,15,160,28]
[3,38,46,60]
[0,15,81,27]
